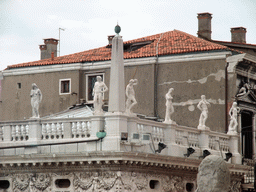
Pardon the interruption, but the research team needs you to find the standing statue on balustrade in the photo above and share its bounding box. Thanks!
[163,88,176,124]
[30,83,42,119]
[197,95,210,130]
[227,102,240,135]
[125,79,138,115]
[93,76,108,115]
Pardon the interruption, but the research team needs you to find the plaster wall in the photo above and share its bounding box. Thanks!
[0,70,80,121]
[157,58,226,132]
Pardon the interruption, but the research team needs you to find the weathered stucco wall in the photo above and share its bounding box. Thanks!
[157,58,226,132]
[0,70,80,121]
[0,56,227,133]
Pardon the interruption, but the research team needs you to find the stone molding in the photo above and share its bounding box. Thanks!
[2,51,231,77]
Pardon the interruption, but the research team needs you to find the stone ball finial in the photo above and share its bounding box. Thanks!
[115,24,121,35]
[196,155,230,192]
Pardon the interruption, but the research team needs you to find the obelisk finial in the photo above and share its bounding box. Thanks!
[114,24,121,35]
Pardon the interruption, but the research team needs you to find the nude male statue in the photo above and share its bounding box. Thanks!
[125,79,138,114]
[227,102,240,134]
[30,83,42,118]
[197,95,210,129]
[93,76,108,115]
[163,88,175,124]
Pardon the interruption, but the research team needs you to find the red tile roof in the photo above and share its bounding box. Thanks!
[7,30,229,69]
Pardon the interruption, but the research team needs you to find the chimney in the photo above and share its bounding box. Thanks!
[231,27,246,43]
[108,35,115,44]
[39,38,59,60]
[197,12,212,40]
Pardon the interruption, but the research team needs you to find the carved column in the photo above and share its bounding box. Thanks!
[253,113,256,159]
[237,112,242,154]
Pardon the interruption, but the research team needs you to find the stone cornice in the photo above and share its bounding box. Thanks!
[0,151,248,176]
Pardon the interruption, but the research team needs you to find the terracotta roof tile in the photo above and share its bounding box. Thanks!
[7,30,229,69]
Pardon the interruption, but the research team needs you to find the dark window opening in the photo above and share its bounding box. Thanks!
[241,111,253,159]
[0,180,10,189]
[149,180,160,189]
[186,183,194,191]
[17,83,21,89]
[61,80,70,93]
[55,179,71,188]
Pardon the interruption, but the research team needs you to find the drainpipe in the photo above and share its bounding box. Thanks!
[225,62,229,132]
[154,33,164,118]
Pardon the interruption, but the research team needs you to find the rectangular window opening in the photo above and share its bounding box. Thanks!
[59,79,71,95]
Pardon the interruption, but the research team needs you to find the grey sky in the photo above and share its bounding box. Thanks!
[1,0,256,70]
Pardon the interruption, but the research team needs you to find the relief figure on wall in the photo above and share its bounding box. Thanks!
[93,76,108,115]
[30,83,42,119]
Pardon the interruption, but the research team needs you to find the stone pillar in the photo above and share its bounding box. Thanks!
[3,125,12,142]
[199,130,210,150]
[237,113,242,154]
[229,134,242,164]
[108,33,125,113]
[28,120,41,141]
[63,122,72,139]
[253,113,256,159]
[165,124,181,157]
[91,116,105,136]
[103,114,127,151]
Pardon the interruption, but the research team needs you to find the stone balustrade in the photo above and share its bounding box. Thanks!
[0,115,241,164]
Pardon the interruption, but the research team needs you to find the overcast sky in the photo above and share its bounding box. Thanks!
[1,0,256,70]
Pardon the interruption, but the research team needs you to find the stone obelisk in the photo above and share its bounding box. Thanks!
[108,24,125,113]
[103,25,128,151]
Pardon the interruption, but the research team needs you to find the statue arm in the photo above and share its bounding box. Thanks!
[39,90,43,103]
[133,79,138,85]
[197,101,202,110]
[102,84,108,93]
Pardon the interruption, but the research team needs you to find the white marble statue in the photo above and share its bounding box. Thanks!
[125,79,138,114]
[197,95,210,129]
[227,102,240,135]
[163,88,176,124]
[30,83,42,119]
[93,76,108,115]
[196,155,230,192]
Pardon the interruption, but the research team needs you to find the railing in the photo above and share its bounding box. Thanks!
[243,158,255,184]
[0,115,240,164]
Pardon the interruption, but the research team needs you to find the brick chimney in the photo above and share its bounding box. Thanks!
[39,38,59,60]
[231,27,246,43]
[108,35,115,44]
[197,12,212,40]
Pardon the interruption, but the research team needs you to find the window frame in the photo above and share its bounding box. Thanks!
[59,78,71,95]
[85,73,105,104]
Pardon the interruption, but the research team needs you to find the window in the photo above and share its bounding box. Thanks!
[85,73,104,103]
[17,83,21,89]
[59,79,71,95]
[55,179,71,188]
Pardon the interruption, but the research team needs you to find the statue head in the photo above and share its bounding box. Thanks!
[96,76,102,82]
[168,88,174,93]
[201,95,206,100]
[32,83,38,90]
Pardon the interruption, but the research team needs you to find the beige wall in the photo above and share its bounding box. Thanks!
[0,70,80,121]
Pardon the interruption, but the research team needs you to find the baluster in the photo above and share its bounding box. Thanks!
[20,125,25,141]
[153,127,157,141]
[42,124,46,139]
[0,127,3,141]
[61,123,64,138]
[51,123,57,139]
[56,123,62,139]
[46,123,51,139]
[87,121,91,137]
[82,121,86,137]
[77,122,82,138]
[25,125,29,140]
[11,125,16,141]
[156,127,160,142]
[159,128,163,142]
[72,122,77,138]
[16,125,21,141]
